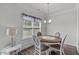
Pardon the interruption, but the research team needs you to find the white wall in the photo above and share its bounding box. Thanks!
[0,4,21,49]
[0,3,45,49]
[76,4,79,52]
[47,4,77,46]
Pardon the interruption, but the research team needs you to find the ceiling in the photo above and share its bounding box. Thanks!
[17,3,76,18]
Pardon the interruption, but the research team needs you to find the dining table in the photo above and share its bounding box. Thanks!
[39,35,62,46]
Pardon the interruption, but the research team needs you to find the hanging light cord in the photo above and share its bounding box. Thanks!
[47,3,50,19]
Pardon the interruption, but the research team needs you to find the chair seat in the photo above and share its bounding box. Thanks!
[50,44,60,50]
[41,44,49,51]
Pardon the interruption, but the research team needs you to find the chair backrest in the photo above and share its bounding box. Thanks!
[47,32,53,36]
[33,35,41,55]
[33,35,40,46]
[59,32,67,40]
[60,34,67,50]
[37,32,42,37]
[54,32,60,37]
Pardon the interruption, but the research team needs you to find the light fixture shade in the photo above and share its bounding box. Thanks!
[7,26,17,37]
[44,20,47,23]
[48,19,52,23]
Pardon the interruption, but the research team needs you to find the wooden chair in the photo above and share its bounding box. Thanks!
[33,35,49,55]
[50,34,67,55]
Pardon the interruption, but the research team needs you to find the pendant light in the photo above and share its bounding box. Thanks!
[48,3,52,24]
[44,3,52,24]
[43,16,46,23]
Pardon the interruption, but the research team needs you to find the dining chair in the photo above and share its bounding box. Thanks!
[50,34,67,55]
[33,35,49,55]
[37,32,42,37]
[54,32,60,37]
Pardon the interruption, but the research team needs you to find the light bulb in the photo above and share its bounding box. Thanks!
[48,19,52,23]
[44,20,46,23]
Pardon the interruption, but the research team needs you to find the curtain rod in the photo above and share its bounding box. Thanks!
[22,13,41,20]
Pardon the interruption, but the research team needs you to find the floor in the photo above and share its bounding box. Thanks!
[19,44,78,55]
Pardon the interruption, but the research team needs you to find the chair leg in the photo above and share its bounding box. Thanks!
[34,50,41,55]
[49,51,51,55]
[60,51,62,55]
[62,51,65,55]
[60,50,63,55]
[46,51,49,55]
[60,50,65,55]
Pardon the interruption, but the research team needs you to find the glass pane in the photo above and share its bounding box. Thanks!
[34,29,40,35]
[34,22,39,28]
[23,20,32,28]
[23,19,32,39]
[23,29,32,39]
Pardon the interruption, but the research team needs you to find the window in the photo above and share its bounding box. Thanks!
[22,13,41,39]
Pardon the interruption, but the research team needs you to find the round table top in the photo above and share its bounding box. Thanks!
[39,35,62,43]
